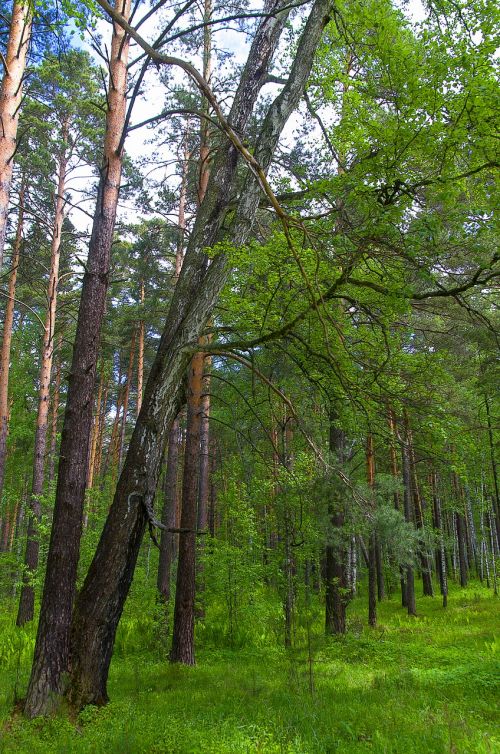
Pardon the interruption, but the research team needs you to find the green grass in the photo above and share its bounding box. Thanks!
[0,583,498,753]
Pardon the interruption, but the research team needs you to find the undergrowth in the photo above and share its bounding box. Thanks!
[0,582,498,753]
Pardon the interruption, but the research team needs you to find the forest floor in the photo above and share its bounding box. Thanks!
[0,582,498,754]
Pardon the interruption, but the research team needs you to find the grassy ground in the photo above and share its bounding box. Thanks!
[0,583,498,753]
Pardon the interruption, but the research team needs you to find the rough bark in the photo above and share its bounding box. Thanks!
[0,180,24,503]
[17,135,68,626]
[65,0,331,709]
[0,0,32,269]
[24,0,132,716]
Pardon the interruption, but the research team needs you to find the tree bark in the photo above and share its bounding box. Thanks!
[24,0,132,716]
[48,335,63,483]
[0,180,24,503]
[17,133,68,626]
[170,352,204,664]
[64,0,331,710]
[157,418,180,602]
[0,0,32,269]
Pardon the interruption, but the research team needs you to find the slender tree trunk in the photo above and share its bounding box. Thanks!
[170,351,203,664]
[157,121,190,603]
[157,418,180,602]
[430,471,447,607]
[64,0,329,710]
[0,0,32,268]
[452,472,468,588]
[24,0,132,716]
[17,136,68,626]
[405,415,433,596]
[118,329,137,468]
[325,411,347,635]
[136,280,144,416]
[366,434,377,626]
[484,394,500,543]
[87,361,106,490]
[0,181,24,502]
[48,335,63,483]
[401,437,416,616]
[387,408,407,606]
[94,381,109,483]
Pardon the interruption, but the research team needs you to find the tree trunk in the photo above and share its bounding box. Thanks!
[484,394,500,543]
[0,181,24,502]
[118,329,137,468]
[48,335,63,483]
[452,471,468,588]
[170,351,204,664]
[401,438,416,616]
[136,280,145,416]
[17,135,68,627]
[325,412,347,635]
[24,0,132,716]
[0,0,32,268]
[63,0,330,710]
[430,471,447,607]
[405,415,433,597]
[157,418,180,602]
[366,434,377,626]
[87,361,106,490]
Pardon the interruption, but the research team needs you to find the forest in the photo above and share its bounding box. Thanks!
[0,0,498,750]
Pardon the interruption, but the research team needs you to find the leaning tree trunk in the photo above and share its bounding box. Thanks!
[65,0,330,711]
[325,411,347,635]
[0,181,24,503]
[24,0,132,717]
[0,0,32,269]
[17,135,68,626]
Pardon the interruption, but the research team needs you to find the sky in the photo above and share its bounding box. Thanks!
[68,0,427,239]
